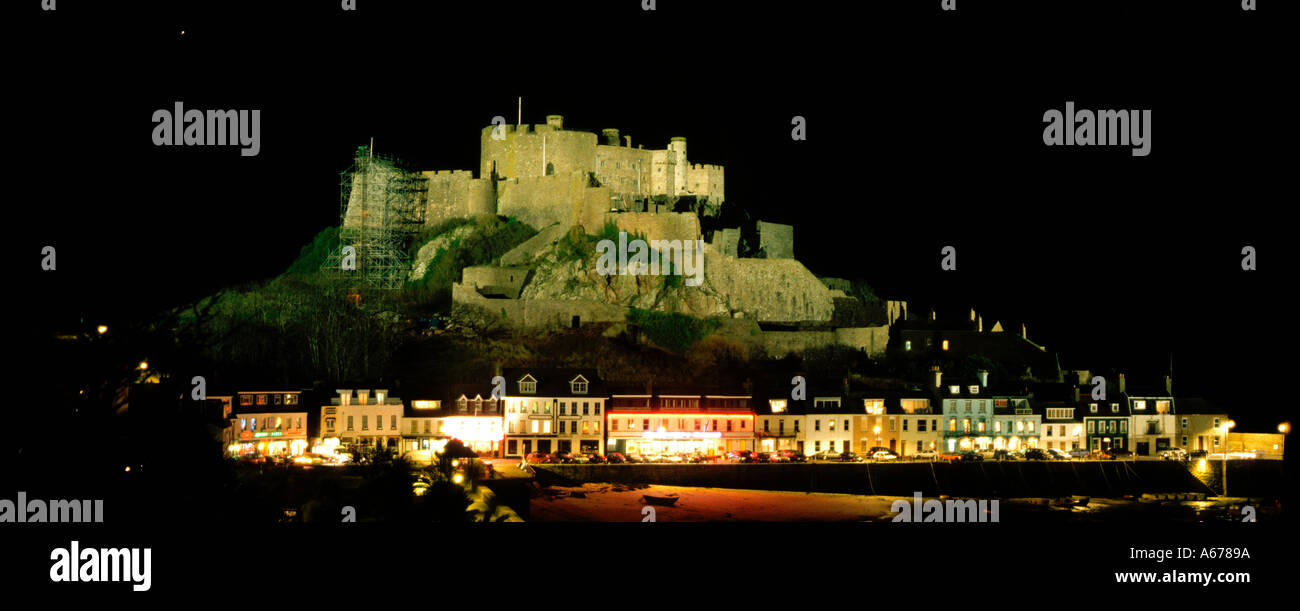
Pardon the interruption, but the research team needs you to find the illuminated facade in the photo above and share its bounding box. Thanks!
[401,385,504,457]
[229,390,312,458]
[607,386,754,457]
[501,368,607,458]
[891,395,941,457]
[322,388,404,452]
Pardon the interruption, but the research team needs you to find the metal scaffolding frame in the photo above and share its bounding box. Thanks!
[322,145,428,292]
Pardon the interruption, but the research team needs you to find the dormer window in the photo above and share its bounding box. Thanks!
[1089,403,1098,413]
[968,385,979,394]
[375,390,387,404]
[570,375,589,395]
[412,400,440,410]
[1133,400,1146,411]
[942,340,950,351]
[949,385,960,395]
[1110,403,1118,413]
[519,375,537,394]
[770,399,787,414]
[284,394,298,406]
[457,396,468,412]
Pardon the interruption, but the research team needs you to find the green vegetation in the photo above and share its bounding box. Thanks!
[406,216,537,311]
[282,227,341,276]
[626,308,722,353]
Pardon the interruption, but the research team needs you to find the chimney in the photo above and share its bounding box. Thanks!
[602,128,620,146]
[625,135,633,148]
[1118,373,1126,394]
[977,314,983,332]
[1164,375,1172,396]
[970,307,976,323]
[1073,387,1080,403]
[977,370,989,388]
[929,308,936,322]
[1019,323,1027,339]
[842,377,850,396]
[931,365,942,390]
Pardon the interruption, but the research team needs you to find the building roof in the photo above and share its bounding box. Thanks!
[502,367,608,398]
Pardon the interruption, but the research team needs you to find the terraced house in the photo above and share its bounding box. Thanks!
[501,368,607,458]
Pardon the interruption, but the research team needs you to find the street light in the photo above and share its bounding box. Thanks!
[1280,422,1290,435]
[1221,420,1235,497]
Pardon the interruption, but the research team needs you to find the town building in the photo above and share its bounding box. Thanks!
[607,383,753,457]
[501,368,607,458]
[321,388,404,453]
[889,390,941,457]
[1125,376,1177,457]
[230,389,313,458]
[401,384,504,458]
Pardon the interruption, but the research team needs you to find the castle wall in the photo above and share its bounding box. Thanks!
[762,331,837,358]
[711,227,740,257]
[686,163,725,202]
[595,144,654,204]
[758,221,794,259]
[421,170,495,226]
[480,124,597,180]
[606,212,701,243]
[453,282,627,332]
[497,173,612,232]
[462,266,531,297]
[705,247,835,323]
[834,326,891,357]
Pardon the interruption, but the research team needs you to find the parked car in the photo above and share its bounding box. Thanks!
[726,450,760,463]
[1188,449,1209,459]
[661,454,686,463]
[865,447,898,460]
[1159,448,1189,462]
[810,451,842,461]
[1046,448,1072,460]
[687,454,713,463]
[584,453,607,464]
[551,451,578,464]
[777,450,807,463]
[524,452,552,464]
[756,452,774,463]
[764,451,791,463]
[913,449,939,460]
[838,452,866,462]
[606,452,628,464]
[1101,447,1133,460]
[1068,448,1092,459]
[943,450,982,462]
[625,454,647,463]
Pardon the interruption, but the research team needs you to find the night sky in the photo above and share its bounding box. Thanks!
[17,2,1288,429]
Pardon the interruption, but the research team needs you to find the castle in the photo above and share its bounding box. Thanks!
[340,114,898,358]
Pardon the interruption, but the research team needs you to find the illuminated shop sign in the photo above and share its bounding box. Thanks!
[641,431,723,439]
[253,431,283,438]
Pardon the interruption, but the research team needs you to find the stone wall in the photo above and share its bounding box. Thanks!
[480,123,597,180]
[705,247,835,323]
[453,282,628,333]
[686,163,725,202]
[762,330,837,357]
[500,222,567,266]
[758,221,794,259]
[496,173,611,232]
[607,211,702,242]
[595,143,654,201]
[834,326,891,356]
[420,170,495,226]
[711,227,740,256]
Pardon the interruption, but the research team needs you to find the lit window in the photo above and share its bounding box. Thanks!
[942,340,949,351]
[949,385,960,395]
[519,375,537,394]
[1134,400,1146,411]
[570,376,589,394]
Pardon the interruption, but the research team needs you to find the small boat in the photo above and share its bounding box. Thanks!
[643,494,679,506]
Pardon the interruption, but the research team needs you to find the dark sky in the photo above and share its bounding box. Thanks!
[17,1,1288,430]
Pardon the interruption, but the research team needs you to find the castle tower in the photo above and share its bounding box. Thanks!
[546,115,564,130]
[669,137,688,195]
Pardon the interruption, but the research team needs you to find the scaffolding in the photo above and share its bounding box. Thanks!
[322,145,428,292]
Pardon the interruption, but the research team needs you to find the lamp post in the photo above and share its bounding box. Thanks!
[1221,420,1235,496]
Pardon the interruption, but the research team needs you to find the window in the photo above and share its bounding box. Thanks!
[272,394,283,405]
[643,419,651,431]
[1133,400,1146,411]
[361,415,368,431]
[942,340,950,351]
[764,420,770,432]
[594,403,601,415]
[962,418,970,433]
[968,385,978,394]
[559,402,566,415]
[815,420,821,431]
[727,420,733,432]
[994,421,1002,433]
[949,385,960,395]
[977,420,985,433]
[239,395,252,406]
[391,415,397,430]
[611,420,619,431]
[918,420,927,432]
[543,421,551,434]
[425,420,432,434]
[1181,418,1189,429]
[887,418,894,432]
[1016,421,1024,433]
[779,420,785,434]
[1028,421,1035,433]
[1120,421,1128,434]
[570,376,588,394]
[948,419,956,432]
[1090,403,1098,413]
[904,340,912,351]
[1110,403,1118,413]
[531,420,540,433]
[347,416,354,431]
[964,401,971,413]
[583,402,590,416]
[794,421,800,432]
[519,375,537,394]
[814,441,821,452]
[592,422,600,434]
[903,419,909,432]
[325,418,334,432]
[1087,421,1095,434]
[828,419,835,431]
[256,394,268,405]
